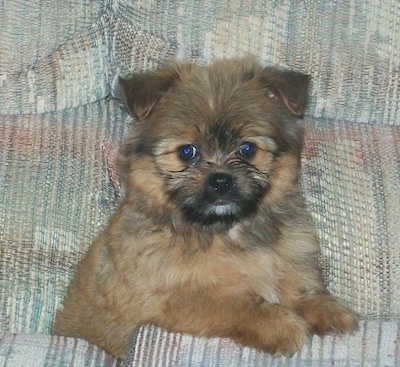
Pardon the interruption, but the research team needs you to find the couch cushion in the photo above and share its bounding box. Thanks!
[300,121,400,318]
[124,321,399,367]
[1,101,399,335]
[0,332,118,366]
[0,99,128,334]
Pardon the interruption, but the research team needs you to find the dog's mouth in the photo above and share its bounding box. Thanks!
[179,194,260,228]
[169,173,267,227]
[205,202,239,216]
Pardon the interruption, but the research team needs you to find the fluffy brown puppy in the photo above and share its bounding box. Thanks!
[53,58,358,359]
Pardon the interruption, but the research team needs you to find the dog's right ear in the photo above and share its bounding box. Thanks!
[119,66,181,121]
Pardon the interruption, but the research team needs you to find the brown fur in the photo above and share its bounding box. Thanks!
[53,57,358,359]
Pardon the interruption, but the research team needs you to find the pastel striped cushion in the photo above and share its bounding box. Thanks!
[125,321,400,367]
[1,99,399,364]
[0,333,118,367]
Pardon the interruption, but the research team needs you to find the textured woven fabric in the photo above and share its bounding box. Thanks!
[1,1,398,121]
[0,99,128,334]
[0,1,109,114]
[0,332,119,366]
[300,122,400,319]
[125,321,400,367]
[1,101,398,331]
[110,0,400,125]
[1,0,400,365]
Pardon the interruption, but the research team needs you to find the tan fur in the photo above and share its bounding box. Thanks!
[53,58,358,359]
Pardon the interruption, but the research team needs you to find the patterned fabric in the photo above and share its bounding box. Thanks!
[0,1,109,114]
[125,321,400,367]
[0,100,128,335]
[1,0,400,366]
[300,122,400,319]
[1,1,399,122]
[1,100,399,364]
[0,332,119,367]
[110,0,400,125]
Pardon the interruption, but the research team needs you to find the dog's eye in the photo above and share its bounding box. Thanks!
[178,145,198,161]
[238,142,257,159]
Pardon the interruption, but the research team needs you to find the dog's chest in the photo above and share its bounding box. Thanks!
[144,232,282,305]
[203,238,281,304]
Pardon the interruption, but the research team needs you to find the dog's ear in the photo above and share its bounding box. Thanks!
[260,68,310,117]
[119,66,181,121]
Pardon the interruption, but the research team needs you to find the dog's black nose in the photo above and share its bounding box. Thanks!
[207,173,233,195]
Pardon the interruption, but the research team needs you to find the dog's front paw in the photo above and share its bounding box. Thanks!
[268,308,311,356]
[237,304,310,356]
[296,295,359,336]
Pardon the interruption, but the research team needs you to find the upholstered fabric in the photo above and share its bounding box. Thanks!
[0,100,128,335]
[1,1,399,121]
[1,0,399,366]
[0,332,119,366]
[110,0,400,125]
[0,1,109,114]
[125,321,400,367]
[300,122,400,319]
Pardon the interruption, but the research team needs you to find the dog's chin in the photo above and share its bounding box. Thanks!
[205,203,238,216]
[180,200,255,228]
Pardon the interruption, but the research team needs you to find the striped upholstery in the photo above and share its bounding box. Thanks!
[0,100,128,335]
[0,333,119,367]
[109,0,400,125]
[125,321,400,367]
[0,0,399,365]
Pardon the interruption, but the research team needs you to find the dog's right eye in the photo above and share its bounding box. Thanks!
[177,145,198,162]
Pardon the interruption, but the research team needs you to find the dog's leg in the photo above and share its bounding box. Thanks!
[293,294,359,335]
[154,293,310,356]
[279,273,359,336]
[52,245,142,358]
[234,302,311,355]
[54,302,137,358]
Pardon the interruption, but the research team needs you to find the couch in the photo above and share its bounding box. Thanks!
[0,1,399,366]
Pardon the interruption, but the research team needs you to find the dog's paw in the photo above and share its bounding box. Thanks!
[296,295,359,336]
[237,304,310,356]
[268,308,311,356]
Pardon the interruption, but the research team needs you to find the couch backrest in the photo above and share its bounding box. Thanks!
[0,1,110,114]
[109,0,400,125]
[1,0,399,124]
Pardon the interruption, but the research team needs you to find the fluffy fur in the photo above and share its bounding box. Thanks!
[53,58,358,359]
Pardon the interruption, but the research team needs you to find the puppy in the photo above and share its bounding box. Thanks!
[53,58,358,358]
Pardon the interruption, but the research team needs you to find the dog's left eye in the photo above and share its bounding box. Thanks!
[238,142,257,159]
[178,144,199,161]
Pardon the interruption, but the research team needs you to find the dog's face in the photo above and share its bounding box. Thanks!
[119,58,309,229]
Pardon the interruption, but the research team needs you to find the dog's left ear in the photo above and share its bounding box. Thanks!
[260,68,310,117]
[119,66,181,121]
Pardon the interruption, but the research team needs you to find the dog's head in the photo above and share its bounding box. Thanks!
[119,58,309,229]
